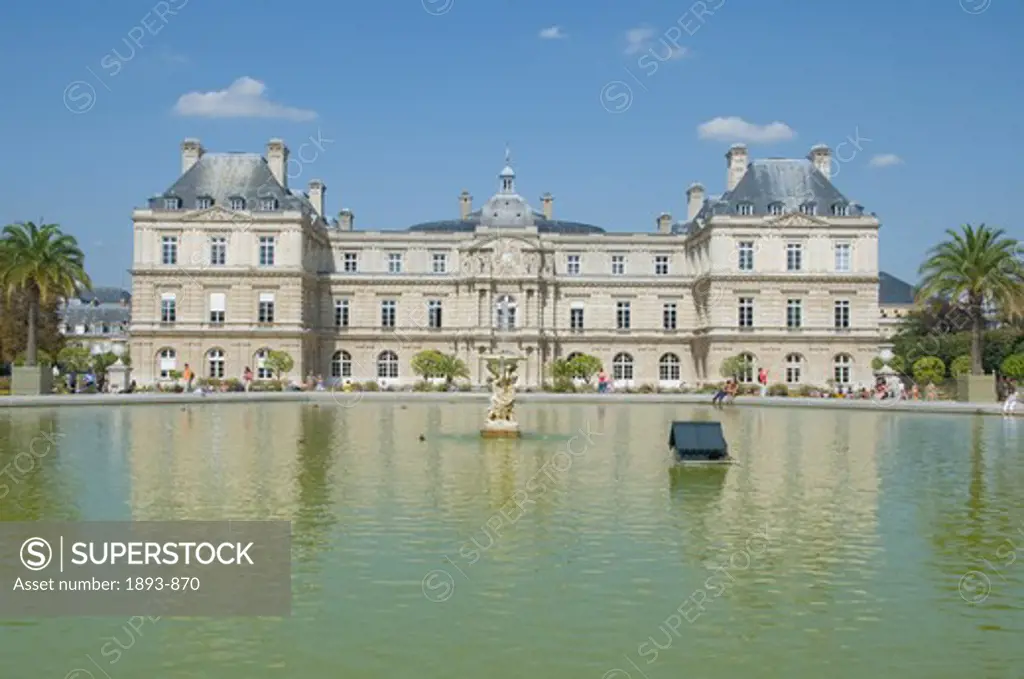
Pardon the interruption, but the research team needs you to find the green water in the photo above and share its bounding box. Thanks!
[1,401,1023,678]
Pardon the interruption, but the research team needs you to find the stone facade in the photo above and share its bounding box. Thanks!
[130,139,884,389]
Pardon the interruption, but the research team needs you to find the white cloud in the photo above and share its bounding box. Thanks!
[172,77,317,121]
[697,116,796,144]
[539,26,566,39]
[624,26,656,55]
[869,153,903,167]
[623,26,688,60]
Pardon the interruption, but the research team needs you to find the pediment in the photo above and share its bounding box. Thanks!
[768,212,829,228]
[183,206,240,222]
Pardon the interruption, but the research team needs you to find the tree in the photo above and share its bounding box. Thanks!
[1001,353,1024,380]
[264,350,294,379]
[871,355,905,373]
[0,222,90,366]
[411,349,468,387]
[950,355,972,378]
[917,224,1024,375]
[92,351,120,376]
[720,355,752,380]
[0,288,65,364]
[912,356,946,385]
[57,345,92,373]
[568,354,602,384]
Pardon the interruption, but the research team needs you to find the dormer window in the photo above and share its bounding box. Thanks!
[768,203,784,216]
[736,203,754,216]
[163,197,181,210]
[259,197,278,211]
[831,203,849,217]
[196,196,213,210]
[799,203,816,215]
[230,197,246,210]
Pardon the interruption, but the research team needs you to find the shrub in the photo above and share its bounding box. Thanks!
[224,378,244,392]
[0,376,9,394]
[796,385,818,397]
[767,383,790,396]
[412,381,432,392]
[457,382,472,392]
[1001,353,1024,380]
[361,381,380,392]
[551,377,576,393]
[912,356,946,385]
[637,384,656,394]
[871,355,906,373]
[950,355,972,378]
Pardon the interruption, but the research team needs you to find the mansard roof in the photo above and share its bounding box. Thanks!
[879,271,915,305]
[76,286,131,305]
[406,211,605,235]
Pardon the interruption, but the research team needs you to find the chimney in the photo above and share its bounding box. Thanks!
[181,138,203,175]
[541,193,554,220]
[686,182,705,221]
[725,143,748,192]
[808,144,832,181]
[338,208,354,231]
[308,179,325,218]
[459,190,473,220]
[266,139,289,188]
[657,212,673,234]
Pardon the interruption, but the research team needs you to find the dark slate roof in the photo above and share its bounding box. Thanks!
[879,271,915,305]
[78,287,131,305]
[147,154,314,213]
[62,306,130,325]
[406,210,606,235]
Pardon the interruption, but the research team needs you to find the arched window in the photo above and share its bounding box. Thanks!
[332,350,352,379]
[255,348,272,379]
[659,353,681,382]
[834,354,852,385]
[377,351,398,379]
[737,352,756,383]
[612,352,634,381]
[494,294,517,330]
[157,348,176,379]
[207,348,225,378]
[785,353,803,384]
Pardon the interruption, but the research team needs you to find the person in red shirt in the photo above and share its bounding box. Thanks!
[758,368,768,397]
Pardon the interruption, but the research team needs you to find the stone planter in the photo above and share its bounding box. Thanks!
[956,374,996,403]
[12,365,54,396]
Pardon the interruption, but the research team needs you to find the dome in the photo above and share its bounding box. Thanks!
[500,165,515,178]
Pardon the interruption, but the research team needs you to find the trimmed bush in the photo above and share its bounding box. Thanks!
[1000,353,1024,380]
[950,355,972,378]
[767,383,790,396]
[912,356,946,385]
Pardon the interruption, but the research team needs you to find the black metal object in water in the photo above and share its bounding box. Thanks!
[668,421,729,460]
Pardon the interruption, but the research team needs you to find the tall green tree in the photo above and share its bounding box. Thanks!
[411,349,469,387]
[0,222,90,366]
[917,224,1024,375]
[0,289,64,363]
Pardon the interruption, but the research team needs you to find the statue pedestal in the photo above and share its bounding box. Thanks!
[481,420,521,439]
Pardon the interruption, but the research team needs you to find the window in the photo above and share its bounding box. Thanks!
[612,255,625,275]
[377,350,399,379]
[655,255,670,276]
[737,353,755,383]
[787,299,802,328]
[428,300,443,329]
[786,243,803,272]
[259,198,278,211]
[230,197,245,211]
[210,236,226,266]
[196,197,212,210]
[569,305,584,331]
[800,203,816,215]
[160,293,176,323]
[207,348,225,378]
[659,353,681,382]
[834,243,851,272]
[209,292,226,324]
[831,203,848,217]
[343,252,358,273]
[388,253,403,274]
[834,354,852,385]
[432,253,448,274]
[258,292,275,323]
[738,241,754,271]
[785,354,803,384]
[768,203,783,216]
[255,349,272,379]
[834,300,851,329]
[738,297,754,328]
[616,301,631,330]
[736,203,754,216]
[612,353,634,381]
[495,295,516,330]
[381,300,396,328]
[663,302,677,330]
[331,351,352,379]
[161,236,178,265]
[163,197,181,210]
[157,348,176,379]
[335,299,349,328]
[258,236,275,266]
[567,254,581,276]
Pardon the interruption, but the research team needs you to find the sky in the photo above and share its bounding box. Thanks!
[2,0,1021,288]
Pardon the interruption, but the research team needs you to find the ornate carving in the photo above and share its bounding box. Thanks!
[769,213,829,228]
[485,358,519,423]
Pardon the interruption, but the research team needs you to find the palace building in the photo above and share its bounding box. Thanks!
[129,138,883,388]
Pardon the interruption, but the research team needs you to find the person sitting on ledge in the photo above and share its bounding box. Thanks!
[712,380,730,405]
[725,379,739,404]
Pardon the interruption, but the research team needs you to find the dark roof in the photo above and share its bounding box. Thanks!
[78,287,131,305]
[62,306,130,325]
[406,211,606,235]
[879,271,915,305]
[148,154,314,213]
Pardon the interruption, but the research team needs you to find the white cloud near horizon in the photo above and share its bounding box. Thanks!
[624,26,687,60]
[869,153,903,167]
[697,116,796,144]
[172,77,317,121]
[539,26,566,39]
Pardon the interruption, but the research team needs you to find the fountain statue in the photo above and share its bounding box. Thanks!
[481,354,523,439]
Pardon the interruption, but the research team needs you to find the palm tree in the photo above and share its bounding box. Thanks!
[917,224,1023,375]
[0,222,90,366]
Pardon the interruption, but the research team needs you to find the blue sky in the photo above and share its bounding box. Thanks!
[2,0,1021,287]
